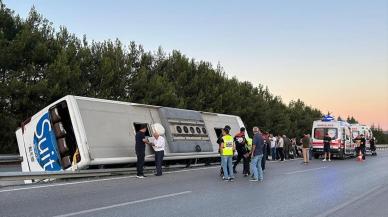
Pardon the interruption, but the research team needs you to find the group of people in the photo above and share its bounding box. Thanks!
[135,124,165,178]
[218,126,265,182]
[134,123,374,180]
[266,133,313,164]
[353,134,367,161]
[217,126,315,182]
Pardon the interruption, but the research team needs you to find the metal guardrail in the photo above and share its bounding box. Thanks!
[0,163,217,181]
[376,144,388,150]
[0,155,22,164]
[1,145,387,181]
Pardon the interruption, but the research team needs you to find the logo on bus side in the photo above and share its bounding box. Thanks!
[33,112,61,171]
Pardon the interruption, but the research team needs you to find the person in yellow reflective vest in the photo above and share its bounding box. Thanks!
[246,137,253,152]
[220,127,236,181]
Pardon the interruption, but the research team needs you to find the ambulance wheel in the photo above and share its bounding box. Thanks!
[314,153,320,159]
[338,151,345,160]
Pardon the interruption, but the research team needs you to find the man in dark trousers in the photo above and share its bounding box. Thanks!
[360,134,366,160]
[354,134,362,160]
[261,132,269,171]
[233,127,249,176]
[135,124,149,178]
[323,133,332,161]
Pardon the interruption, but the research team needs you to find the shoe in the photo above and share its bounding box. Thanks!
[259,179,263,182]
[136,175,145,179]
[249,178,259,182]
[328,159,331,162]
[322,159,327,162]
[223,177,229,181]
[228,178,235,182]
[154,174,162,176]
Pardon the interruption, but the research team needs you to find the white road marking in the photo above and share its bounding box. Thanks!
[0,166,218,193]
[52,191,192,217]
[285,166,327,175]
[314,185,383,217]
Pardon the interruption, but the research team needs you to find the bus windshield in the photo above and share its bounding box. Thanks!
[314,128,338,140]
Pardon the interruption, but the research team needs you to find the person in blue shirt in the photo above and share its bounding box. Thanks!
[249,127,264,182]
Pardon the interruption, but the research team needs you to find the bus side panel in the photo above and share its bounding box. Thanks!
[16,128,30,173]
[75,99,154,161]
[202,114,242,152]
[19,110,62,172]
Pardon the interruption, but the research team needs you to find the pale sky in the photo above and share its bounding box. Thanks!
[4,0,388,130]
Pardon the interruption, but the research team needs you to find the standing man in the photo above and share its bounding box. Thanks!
[370,137,376,156]
[308,134,313,160]
[261,132,269,171]
[249,127,264,182]
[360,134,366,160]
[277,135,285,161]
[135,124,149,178]
[354,134,362,160]
[233,127,249,175]
[218,125,231,177]
[301,134,310,164]
[283,135,291,160]
[151,130,165,176]
[220,127,235,181]
[323,133,332,161]
[270,134,277,161]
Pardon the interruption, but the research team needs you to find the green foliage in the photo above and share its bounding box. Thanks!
[0,3,326,153]
[346,116,358,124]
[371,125,388,144]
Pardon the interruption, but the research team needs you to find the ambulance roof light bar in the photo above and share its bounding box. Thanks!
[322,115,334,122]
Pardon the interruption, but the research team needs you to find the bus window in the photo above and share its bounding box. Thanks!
[49,101,80,170]
[133,123,151,137]
[214,128,223,139]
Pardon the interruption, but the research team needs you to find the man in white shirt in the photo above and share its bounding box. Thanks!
[151,131,165,176]
[277,135,285,161]
[270,134,277,160]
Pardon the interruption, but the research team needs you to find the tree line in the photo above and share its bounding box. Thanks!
[1,2,383,154]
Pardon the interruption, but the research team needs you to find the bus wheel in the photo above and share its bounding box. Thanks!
[314,153,320,159]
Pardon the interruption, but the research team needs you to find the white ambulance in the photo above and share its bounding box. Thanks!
[350,124,373,153]
[311,116,354,159]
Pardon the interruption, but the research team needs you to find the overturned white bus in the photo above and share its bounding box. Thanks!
[15,95,246,173]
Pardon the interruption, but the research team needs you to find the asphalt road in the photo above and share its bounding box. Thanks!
[1,151,388,217]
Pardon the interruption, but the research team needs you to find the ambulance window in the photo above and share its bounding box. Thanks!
[328,129,337,139]
[314,128,325,140]
[352,131,359,139]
